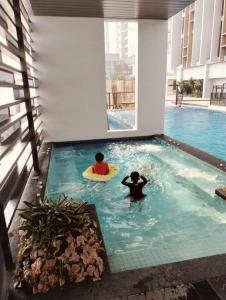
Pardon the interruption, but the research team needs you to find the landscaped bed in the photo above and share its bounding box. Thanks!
[11,196,106,294]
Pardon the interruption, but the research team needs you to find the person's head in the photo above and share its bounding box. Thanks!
[130,171,140,183]
[95,152,104,162]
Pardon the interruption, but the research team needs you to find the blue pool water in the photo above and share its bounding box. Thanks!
[46,138,226,272]
[165,106,226,161]
[108,110,135,130]
[108,107,226,161]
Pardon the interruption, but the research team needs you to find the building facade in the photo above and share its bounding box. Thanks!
[168,0,226,99]
[105,21,137,78]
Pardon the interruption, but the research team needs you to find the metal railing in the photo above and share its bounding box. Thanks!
[168,84,184,106]
[210,84,226,106]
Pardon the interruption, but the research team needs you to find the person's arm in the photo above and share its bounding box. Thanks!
[121,176,130,186]
[92,165,95,173]
[140,175,148,186]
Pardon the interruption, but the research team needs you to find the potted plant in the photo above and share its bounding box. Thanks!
[11,196,104,294]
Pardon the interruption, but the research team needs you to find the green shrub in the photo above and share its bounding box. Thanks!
[178,78,203,97]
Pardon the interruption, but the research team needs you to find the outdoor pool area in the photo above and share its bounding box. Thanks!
[165,106,226,162]
[46,138,226,273]
[108,106,226,162]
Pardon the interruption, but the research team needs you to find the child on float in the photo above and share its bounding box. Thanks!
[92,152,109,175]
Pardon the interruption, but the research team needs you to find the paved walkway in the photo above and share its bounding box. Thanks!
[11,280,224,300]
[111,284,188,300]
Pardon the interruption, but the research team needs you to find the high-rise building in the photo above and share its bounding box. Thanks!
[168,0,226,98]
[105,21,137,77]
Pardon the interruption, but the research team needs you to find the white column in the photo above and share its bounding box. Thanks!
[199,0,215,65]
[202,65,212,98]
[210,0,223,62]
[192,0,203,65]
[170,11,183,72]
[176,65,183,82]
[138,20,167,135]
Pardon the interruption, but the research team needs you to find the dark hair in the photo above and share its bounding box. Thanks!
[130,171,140,183]
[95,152,104,162]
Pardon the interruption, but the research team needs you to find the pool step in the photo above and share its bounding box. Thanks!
[151,149,220,200]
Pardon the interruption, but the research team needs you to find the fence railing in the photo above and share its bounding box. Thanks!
[168,84,184,106]
[106,91,135,109]
[210,84,226,106]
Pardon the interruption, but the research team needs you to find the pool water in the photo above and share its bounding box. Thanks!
[108,106,226,161]
[165,106,226,161]
[108,110,135,130]
[46,139,226,272]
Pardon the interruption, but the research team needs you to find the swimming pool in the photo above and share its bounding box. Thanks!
[108,110,135,130]
[108,107,226,161]
[46,138,226,273]
[165,106,226,161]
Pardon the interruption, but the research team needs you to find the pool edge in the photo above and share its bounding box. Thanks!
[161,134,226,173]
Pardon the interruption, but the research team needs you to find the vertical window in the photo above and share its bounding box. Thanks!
[104,21,138,131]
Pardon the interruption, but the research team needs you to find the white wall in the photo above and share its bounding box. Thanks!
[192,0,203,65]
[182,65,206,80]
[212,78,226,85]
[209,61,226,78]
[138,20,167,135]
[199,0,215,65]
[170,12,183,73]
[210,0,223,62]
[32,17,167,142]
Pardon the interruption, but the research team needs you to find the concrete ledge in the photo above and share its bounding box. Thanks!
[215,187,226,200]
[53,135,161,147]
[161,134,226,173]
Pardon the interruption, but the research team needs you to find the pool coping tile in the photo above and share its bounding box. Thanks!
[161,134,226,173]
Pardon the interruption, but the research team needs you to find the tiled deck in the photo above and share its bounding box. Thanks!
[9,282,223,299]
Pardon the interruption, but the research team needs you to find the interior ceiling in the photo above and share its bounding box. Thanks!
[30,0,195,19]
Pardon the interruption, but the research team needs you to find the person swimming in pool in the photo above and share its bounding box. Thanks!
[92,152,109,175]
[121,171,148,201]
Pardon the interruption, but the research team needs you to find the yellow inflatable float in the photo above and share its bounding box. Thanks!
[82,164,119,182]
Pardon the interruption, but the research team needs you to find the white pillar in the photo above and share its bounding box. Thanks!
[210,0,224,63]
[138,20,167,135]
[192,0,203,65]
[202,65,212,98]
[170,11,183,72]
[199,0,215,65]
